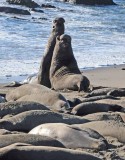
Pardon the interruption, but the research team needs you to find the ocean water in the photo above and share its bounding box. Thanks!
[0,0,125,83]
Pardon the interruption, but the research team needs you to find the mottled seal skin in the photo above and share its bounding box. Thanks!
[29,123,107,150]
[71,102,122,116]
[85,88,114,98]
[50,34,90,92]
[83,112,124,122]
[74,120,125,143]
[37,17,65,88]
[107,89,125,97]
[0,101,49,119]
[6,84,70,112]
[0,134,64,148]
[0,143,101,160]
[0,110,89,132]
[81,95,119,103]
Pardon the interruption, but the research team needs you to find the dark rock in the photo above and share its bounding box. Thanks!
[41,4,56,8]
[63,0,116,5]
[6,0,40,8]
[0,6,31,15]
[31,8,44,13]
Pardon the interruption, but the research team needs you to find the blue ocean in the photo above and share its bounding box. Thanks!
[0,0,125,83]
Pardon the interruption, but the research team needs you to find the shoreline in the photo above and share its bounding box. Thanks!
[0,64,125,88]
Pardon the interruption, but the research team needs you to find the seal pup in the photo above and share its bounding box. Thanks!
[29,123,107,150]
[50,34,90,92]
[0,143,101,160]
[37,17,65,87]
[6,84,70,112]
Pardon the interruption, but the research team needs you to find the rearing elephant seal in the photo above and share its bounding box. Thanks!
[50,34,90,92]
[37,17,65,88]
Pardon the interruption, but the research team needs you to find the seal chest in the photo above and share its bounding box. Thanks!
[37,17,65,88]
[50,34,90,92]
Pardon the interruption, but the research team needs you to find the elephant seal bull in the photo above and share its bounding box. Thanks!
[5,84,70,112]
[37,17,65,87]
[29,123,107,150]
[50,34,90,92]
[0,143,101,160]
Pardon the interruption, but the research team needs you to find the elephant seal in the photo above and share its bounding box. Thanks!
[73,120,125,143]
[6,84,70,112]
[107,89,125,97]
[29,123,107,150]
[50,34,90,92]
[83,112,124,122]
[0,143,101,160]
[71,102,122,116]
[85,88,115,98]
[0,101,49,119]
[37,17,65,88]
[0,110,89,132]
[81,95,119,103]
[0,134,64,148]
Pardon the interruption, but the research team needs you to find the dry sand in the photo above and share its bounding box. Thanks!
[83,64,125,88]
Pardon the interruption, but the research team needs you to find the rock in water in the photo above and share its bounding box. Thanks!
[0,6,30,15]
[6,0,40,8]
[63,0,116,5]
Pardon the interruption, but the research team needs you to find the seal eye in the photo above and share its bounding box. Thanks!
[53,20,57,23]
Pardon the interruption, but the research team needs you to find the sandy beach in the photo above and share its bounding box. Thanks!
[0,65,125,159]
[83,64,125,88]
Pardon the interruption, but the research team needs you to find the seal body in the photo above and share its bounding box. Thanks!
[50,34,90,92]
[71,102,122,116]
[0,143,101,160]
[74,120,125,143]
[37,17,65,88]
[5,84,70,112]
[0,110,88,132]
[29,123,107,150]
[0,134,64,148]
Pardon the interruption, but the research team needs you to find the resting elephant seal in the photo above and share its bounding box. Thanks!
[83,112,124,122]
[50,34,90,92]
[0,101,49,119]
[0,134,64,148]
[6,84,70,112]
[0,110,89,132]
[37,17,65,87]
[29,123,107,150]
[0,143,101,160]
[73,120,125,143]
[71,102,122,116]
